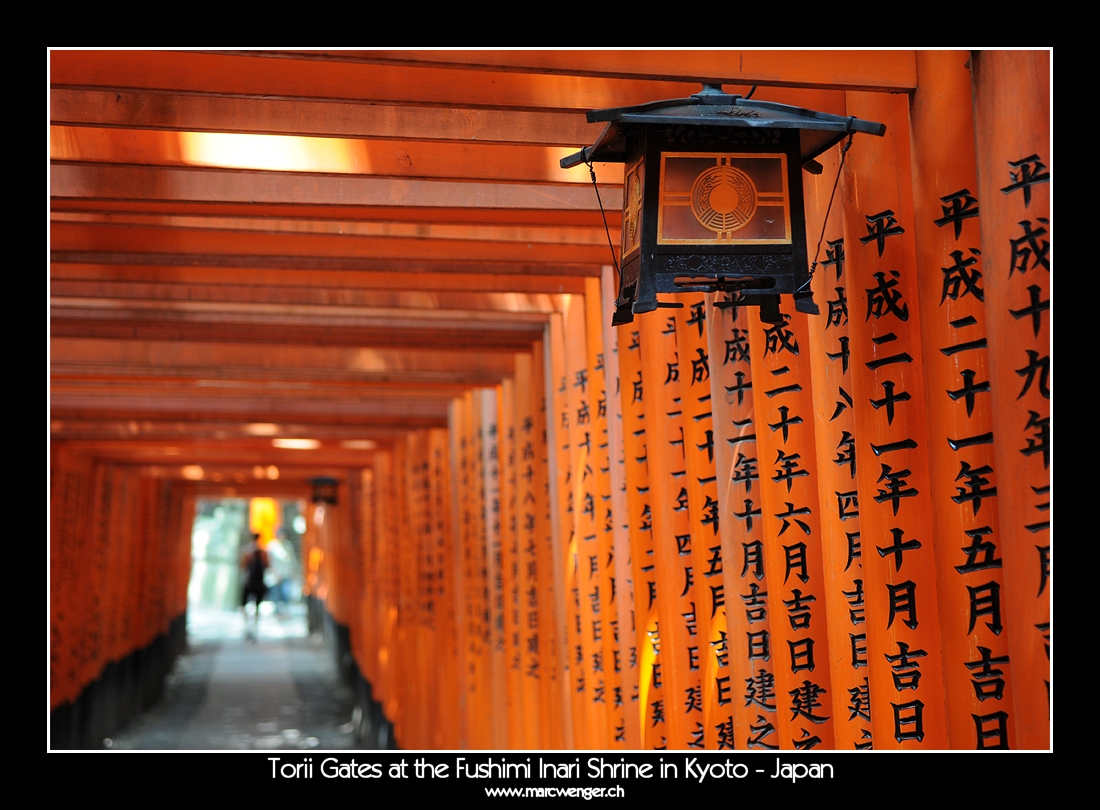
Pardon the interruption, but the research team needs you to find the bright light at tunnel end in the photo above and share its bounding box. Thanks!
[272,438,320,450]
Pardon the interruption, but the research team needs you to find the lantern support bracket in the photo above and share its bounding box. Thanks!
[561,86,885,326]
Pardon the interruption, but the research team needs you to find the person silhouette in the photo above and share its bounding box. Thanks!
[239,533,269,641]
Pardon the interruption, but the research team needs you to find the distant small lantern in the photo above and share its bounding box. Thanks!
[561,85,885,324]
[311,476,338,505]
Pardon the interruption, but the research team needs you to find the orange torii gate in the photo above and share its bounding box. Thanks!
[50,50,1049,752]
[316,51,1050,752]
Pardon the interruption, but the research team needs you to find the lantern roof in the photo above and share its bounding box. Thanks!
[561,84,886,171]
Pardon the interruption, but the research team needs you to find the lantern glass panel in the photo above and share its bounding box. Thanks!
[657,153,791,245]
[621,155,645,259]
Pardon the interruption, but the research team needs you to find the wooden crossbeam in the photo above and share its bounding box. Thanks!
[50,50,913,99]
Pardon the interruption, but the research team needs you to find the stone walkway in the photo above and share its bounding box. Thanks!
[106,604,358,751]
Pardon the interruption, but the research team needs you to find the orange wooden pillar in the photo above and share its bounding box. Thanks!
[709,301,779,750]
[407,431,434,750]
[170,482,194,640]
[566,288,609,749]
[617,316,668,748]
[704,301,783,748]
[51,447,94,710]
[840,90,949,748]
[69,453,98,710]
[602,267,642,750]
[427,428,462,749]
[372,448,403,742]
[403,444,422,747]
[389,440,413,746]
[546,310,580,747]
[531,338,567,749]
[109,468,138,680]
[639,309,702,749]
[478,387,510,748]
[498,380,528,748]
[513,349,545,748]
[451,397,474,747]
[674,294,732,749]
[573,291,608,747]
[150,479,176,653]
[135,478,155,660]
[973,50,1051,749]
[583,277,626,748]
[803,146,873,749]
[909,50,1018,749]
[452,392,492,748]
[135,478,158,660]
[745,304,835,750]
[81,462,114,710]
[357,466,381,715]
[101,466,128,700]
[335,475,362,645]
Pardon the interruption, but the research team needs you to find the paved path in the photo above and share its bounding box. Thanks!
[107,605,358,750]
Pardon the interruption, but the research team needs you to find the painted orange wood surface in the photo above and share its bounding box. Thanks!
[909,51,1017,749]
[973,50,1051,750]
[478,388,509,748]
[530,339,567,750]
[498,381,527,748]
[841,90,948,749]
[564,292,609,748]
[50,51,1051,752]
[547,311,583,749]
[746,304,835,750]
[512,354,541,748]
[803,146,873,750]
[584,279,627,748]
[674,294,731,749]
[708,301,779,750]
[617,317,668,748]
[639,310,701,749]
[601,267,643,750]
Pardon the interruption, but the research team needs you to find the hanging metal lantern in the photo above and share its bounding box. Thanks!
[311,476,338,505]
[561,85,886,324]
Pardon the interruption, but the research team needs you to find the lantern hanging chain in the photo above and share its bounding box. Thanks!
[805,132,855,287]
[587,160,621,277]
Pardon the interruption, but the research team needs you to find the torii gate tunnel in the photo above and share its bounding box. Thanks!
[50,50,1051,752]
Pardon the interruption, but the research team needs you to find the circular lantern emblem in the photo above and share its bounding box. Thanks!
[690,165,757,235]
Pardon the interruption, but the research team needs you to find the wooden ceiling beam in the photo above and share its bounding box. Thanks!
[51,295,556,325]
[191,480,315,497]
[50,263,591,295]
[50,279,572,312]
[50,50,869,107]
[51,440,384,476]
[50,390,456,420]
[51,213,610,247]
[51,396,460,422]
[287,49,918,91]
[51,338,520,375]
[51,378,498,412]
[49,220,614,265]
[50,352,514,385]
[50,320,543,352]
[51,163,621,211]
[51,417,421,441]
[50,89,601,145]
[51,126,615,185]
[52,417,441,440]
[50,200,618,228]
[51,252,601,277]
